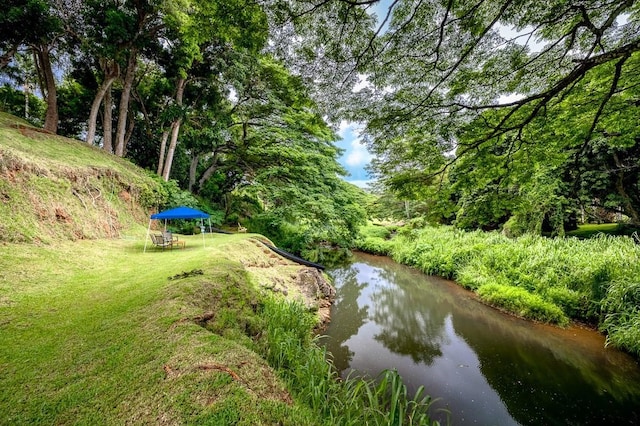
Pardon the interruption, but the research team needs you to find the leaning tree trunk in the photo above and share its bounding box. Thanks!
[161,77,187,181]
[86,59,119,146]
[34,45,58,134]
[162,119,182,181]
[114,49,137,157]
[188,153,200,192]
[103,87,113,153]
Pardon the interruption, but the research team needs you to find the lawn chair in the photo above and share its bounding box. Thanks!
[150,234,173,251]
[163,231,185,249]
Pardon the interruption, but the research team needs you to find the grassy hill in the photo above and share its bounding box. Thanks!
[0,112,161,243]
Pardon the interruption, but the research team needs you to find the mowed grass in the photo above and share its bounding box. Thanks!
[0,233,317,425]
[566,223,624,238]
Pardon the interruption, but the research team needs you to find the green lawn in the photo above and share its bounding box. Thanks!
[566,223,624,238]
[0,233,317,425]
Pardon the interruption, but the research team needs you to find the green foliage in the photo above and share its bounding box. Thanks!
[290,2,640,234]
[477,283,569,325]
[360,224,393,240]
[354,228,396,256]
[57,79,92,138]
[159,178,199,210]
[244,178,367,256]
[0,84,44,126]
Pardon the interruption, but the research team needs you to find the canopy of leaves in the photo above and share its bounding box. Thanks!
[273,0,640,231]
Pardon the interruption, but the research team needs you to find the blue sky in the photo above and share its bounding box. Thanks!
[335,121,374,188]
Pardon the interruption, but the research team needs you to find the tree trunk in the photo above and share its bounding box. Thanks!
[35,45,58,134]
[24,84,29,118]
[114,49,137,157]
[188,153,200,192]
[86,59,119,146]
[103,87,113,153]
[162,119,182,181]
[198,152,219,192]
[161,77,187,181]
[123,112,135,157]
[157,130,170,175]
[613,153,640,224]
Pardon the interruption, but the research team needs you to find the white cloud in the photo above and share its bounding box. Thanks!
[338,120,352,138]
[337,120,364,138]
[227,87,238,103]
[494,23,545,53]
[498,93,524,104]
[352,74,372,93]
[346,138,373,167]
[346,179,374,189]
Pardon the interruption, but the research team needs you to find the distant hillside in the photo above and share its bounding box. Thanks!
[0,112,162,243]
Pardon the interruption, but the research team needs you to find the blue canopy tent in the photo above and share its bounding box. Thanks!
[144,206,212,252]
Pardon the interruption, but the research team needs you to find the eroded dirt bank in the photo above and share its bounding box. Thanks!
[229,237,336,329]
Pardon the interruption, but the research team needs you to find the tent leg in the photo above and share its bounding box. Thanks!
[143,219,153,253]
[201,218,205,248]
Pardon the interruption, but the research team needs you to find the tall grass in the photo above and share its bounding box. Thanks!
[257,297,442,425]
[355,224,640,357]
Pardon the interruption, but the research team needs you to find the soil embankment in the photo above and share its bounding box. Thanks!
[240,238,335,328]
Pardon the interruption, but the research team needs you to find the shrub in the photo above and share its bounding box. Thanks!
[478,283,569,326]
[360,224,393,240]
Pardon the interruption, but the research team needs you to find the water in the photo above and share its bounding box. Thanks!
[322,252,640,425]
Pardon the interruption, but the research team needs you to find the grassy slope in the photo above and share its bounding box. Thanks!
[0,112,157,243]
[0,113,318,424]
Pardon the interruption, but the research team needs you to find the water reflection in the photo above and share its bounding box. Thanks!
[322,266,369,373]
[369,267,446,364]
[323,252,640,425]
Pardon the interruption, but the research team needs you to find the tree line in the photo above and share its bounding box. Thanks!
[0,0,371,254]
[3,0,640,240]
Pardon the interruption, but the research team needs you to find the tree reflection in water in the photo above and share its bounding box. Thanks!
[321,265,369,373]
[369,266,448,365]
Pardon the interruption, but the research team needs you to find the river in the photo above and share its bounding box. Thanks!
[322,252,640,425]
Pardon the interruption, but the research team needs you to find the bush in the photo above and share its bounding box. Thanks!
[478,283,569,326]
[360,224,393,240]
[355,235,395,256]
